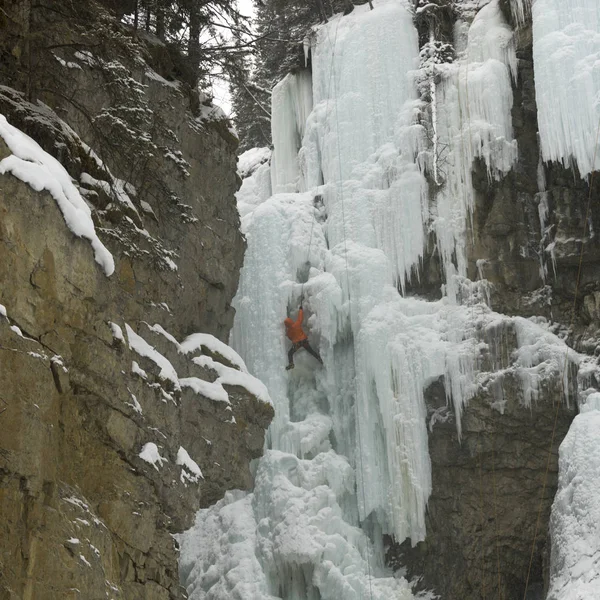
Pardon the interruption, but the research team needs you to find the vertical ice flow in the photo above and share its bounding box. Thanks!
[434,0,517,296]
[270,71,313,194]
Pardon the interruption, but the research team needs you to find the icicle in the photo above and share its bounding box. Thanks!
[271,71,314,194]
[533,0,600,178]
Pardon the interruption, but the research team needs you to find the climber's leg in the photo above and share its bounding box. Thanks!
[301,340,323,364]
[286,344,299,370]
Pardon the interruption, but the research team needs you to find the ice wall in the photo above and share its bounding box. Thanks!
[547,393,600,600]
[533,0,600,177]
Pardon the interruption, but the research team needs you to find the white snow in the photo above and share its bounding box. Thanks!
[177,447,204,484]
[147,322,180,347]
[238,147,271,178]
[533,0,600,177]
[179,376,229,404]
[193,355,272,405]
[80,172,140,217]
[63,496,89,512]
[53,54,82,70]
[9,325,23,337]
[139,442,168,470]
[125,324,180,390]
[0,114,115,276]
[131,361,148,380]
[126,323,268,406]
[180,332,248,372]
[237,149,273,219]
[109,322,124,341]
[126,389,143,414]
[79,554,92,568]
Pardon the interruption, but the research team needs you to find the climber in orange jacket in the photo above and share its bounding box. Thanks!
[284,305,323,370]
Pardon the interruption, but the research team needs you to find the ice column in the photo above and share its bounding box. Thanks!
[270,70,313,193]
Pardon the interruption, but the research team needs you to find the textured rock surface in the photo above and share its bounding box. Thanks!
[0,1,272,599]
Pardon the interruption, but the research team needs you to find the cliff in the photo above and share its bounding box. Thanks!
[0,1,273,599]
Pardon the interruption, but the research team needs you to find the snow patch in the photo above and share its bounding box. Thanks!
[0,115,114,276]
[109,322,124,341]
[125,324,180,390]
[139,442,168,470]
[177,447,204,484]
[180,333,248,372]
[179,376,229,404]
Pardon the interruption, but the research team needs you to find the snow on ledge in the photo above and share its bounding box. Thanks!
[0,114,115,276]
[192,354,272,406]
[125,323,271,406]
[109,322,124,342]
[179,376,229,404]
[125,324,180,390]
[177,446,204,484]
[139,442,168,470]
[180,332,248,372]
[238,147,271,178]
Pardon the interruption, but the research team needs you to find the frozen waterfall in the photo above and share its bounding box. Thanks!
[178,1,591,598]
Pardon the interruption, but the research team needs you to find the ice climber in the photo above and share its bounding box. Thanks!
[284,305,323,370]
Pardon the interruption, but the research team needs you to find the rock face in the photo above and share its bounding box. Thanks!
[394,4,600,600]
[0,1,273,599]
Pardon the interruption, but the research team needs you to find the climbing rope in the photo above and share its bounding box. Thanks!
[521,114,600,600]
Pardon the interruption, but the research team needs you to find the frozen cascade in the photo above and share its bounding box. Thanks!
[179,1,584,598]
[532,0,600,177]
[434,0,518,294]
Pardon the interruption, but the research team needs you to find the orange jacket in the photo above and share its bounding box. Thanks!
[284,309,307,343]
